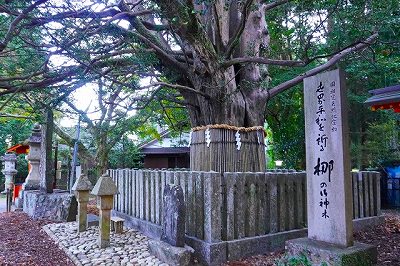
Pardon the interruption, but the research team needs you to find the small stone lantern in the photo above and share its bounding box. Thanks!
[91,173,118,248]
[1,153,17,193]
[72,174,93,232]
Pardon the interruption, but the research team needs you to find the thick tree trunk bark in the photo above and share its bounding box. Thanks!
[95,139,110,176]
[184,75,268,172]
[183,67,268,172]
[161,0,271,172]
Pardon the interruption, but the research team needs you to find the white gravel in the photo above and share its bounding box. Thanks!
[43,222,168,266]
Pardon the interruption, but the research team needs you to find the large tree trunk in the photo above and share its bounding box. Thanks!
[190,127,266,172]
[185,66,268,172]
[152,0,271,171]
[95,134,110,175]
[181,0,269,172]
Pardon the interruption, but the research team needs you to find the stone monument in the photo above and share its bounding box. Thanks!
[285,69,377,265]
[149,184,193,266]
[72,174,93,232]
[23,123,42,190]
[161,184,186,247]
[91,173,118,248]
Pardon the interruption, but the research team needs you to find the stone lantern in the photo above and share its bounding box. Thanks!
[91,173,118,248]
[72,174,93,232]
[23,124,42,190]
[1,153,17,193]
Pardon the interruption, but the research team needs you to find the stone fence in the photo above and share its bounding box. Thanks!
[109,169,381,265]
[352,171,381,219]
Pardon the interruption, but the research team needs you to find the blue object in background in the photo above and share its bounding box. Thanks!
[385,166,400,178]
[385,166,400,207]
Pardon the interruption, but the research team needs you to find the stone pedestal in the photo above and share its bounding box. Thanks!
[91,174,118,248]
[75,190,90,232]
[286,238,377,266]
[72,174,93,232]
[149,239,194,266]
[23,124,42,190]
[23,190,77,221]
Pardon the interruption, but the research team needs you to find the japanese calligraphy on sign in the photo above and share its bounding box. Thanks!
[311,80,337,219]
[304,69,353,247]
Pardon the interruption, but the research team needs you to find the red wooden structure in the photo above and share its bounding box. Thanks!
[7,143,29,154]
[365,84,400,112]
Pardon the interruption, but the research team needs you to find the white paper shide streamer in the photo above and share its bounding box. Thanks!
[205,128,211,147]
[235,130,241,150]
[188,131,192,147]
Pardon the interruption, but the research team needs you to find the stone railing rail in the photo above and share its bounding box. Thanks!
[109,169,381,264]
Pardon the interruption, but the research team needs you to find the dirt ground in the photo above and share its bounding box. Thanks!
[225,210,400,266]
[0,212,74,266]
[0,209,398,265]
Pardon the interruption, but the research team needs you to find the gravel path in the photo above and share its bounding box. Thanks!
[44,222,167,266]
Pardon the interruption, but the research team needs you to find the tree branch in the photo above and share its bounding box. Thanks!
[141,82,211,99]
[264,0,291,11]
[0,113,32,119]
[27,8,153,27]
[224,0,254,59]
[267,33,379,98]
[0,0,49,51]
[63,100,95,128]
[130,31,187,73]
[53,123,96,165]
[221,57,305,68]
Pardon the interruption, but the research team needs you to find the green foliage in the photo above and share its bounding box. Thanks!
[276,252,312,266]
[0,2,47,82]
[15,154,29,184]
[362,119,400,167]
[264,0,400,170]
[266,86,305,170]
[0,119,33,153]
[0,118,33,190]
[108,136,143,169]
[133,87,190,141]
